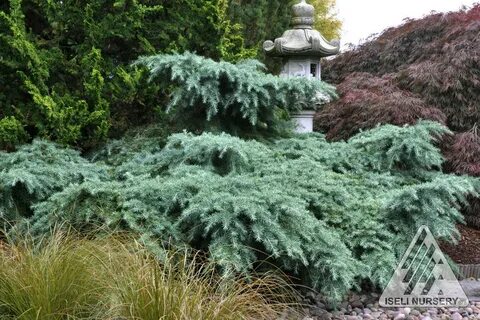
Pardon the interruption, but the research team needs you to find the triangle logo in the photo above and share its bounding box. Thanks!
[379,226,469,307]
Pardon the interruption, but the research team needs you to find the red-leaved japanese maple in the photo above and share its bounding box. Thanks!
[316,4,480,227]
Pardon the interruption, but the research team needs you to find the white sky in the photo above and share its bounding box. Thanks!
[335,0,479,50]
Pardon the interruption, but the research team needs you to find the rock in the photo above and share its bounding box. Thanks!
[353,308,363,315]
[300,291,480,320]
[410,310,421,316]
[351,300,364,308]
[325,302,336,312]
[316,293,326,302]
[428,308,438,315]
[331,311,344,318]
[311,307,327,317]
[451,312,463,320]
[305,291,316,301]
[401,308,412,316]
[318,313,333,320]
[386,310,395,317]
[340,301,349,309]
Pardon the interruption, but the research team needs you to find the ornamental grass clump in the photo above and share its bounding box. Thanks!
[0,232,297,320]
[105,241,296,320]
[0,233,107,320]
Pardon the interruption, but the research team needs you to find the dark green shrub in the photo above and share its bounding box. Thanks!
[0,0,251,150]
[0,117,27,151]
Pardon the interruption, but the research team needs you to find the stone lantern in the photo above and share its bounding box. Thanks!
[263,0,340,133]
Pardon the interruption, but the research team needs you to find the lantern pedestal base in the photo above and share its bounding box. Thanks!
[292,110,316,133]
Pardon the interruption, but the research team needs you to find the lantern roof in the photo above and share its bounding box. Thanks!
[263,0,340,58]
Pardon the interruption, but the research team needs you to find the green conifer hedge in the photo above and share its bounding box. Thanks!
[0,0,251,150]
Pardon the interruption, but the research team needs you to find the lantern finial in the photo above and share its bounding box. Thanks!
[292,0,315,29]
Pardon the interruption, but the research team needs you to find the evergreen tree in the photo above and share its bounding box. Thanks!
[228,0,341,60]
[134,52,337,137]
[0,0,249,150]
[3,121,478,301]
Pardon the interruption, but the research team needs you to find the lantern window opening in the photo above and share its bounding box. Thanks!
[310,63,317,78]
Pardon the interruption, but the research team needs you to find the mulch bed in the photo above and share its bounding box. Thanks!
[441,224,480,264]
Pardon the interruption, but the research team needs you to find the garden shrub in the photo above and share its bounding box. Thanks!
[3,121,479,301]
[135,52,337,138]
[316,5,480,228]
[0,0,344,151]
[319,4,480,135]
[0,0,251,150]
[443,128,480,228]
[0,117,27,151]
[0,140,108,226]
[315,73,447,141]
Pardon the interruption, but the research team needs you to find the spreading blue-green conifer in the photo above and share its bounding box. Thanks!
[2,121,479,302]
[134,52,337,137]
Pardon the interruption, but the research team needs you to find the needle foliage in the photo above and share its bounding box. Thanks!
[135,52,337,137]
[2,121,478,301]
